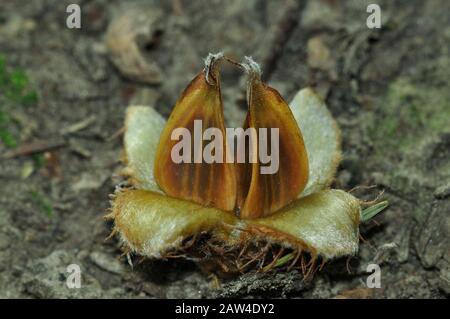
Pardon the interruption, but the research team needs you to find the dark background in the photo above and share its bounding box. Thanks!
[0,0,448,298]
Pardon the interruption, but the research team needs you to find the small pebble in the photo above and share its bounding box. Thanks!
[89,251,125,275]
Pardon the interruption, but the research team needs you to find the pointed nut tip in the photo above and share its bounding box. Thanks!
[242,56,262,79]
[203,52,225,84]
[204,52,224,67]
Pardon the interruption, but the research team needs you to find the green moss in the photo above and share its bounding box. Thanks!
[32,153,47,169]
[367,53,450,223]
[0,54,39,148]
[29,190,54,217]
[369,71,450,152]
[0,127,17,147]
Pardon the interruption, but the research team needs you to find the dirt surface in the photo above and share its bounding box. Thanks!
[0,0,449,298]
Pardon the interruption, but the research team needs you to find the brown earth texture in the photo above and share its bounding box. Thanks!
[0,0,449,298]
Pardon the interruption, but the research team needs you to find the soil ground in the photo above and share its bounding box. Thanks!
[0,0,449,298]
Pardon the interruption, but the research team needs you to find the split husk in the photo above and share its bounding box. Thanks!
[109,70,364,274]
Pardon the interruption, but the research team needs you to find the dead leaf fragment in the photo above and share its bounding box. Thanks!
[106,7,164,84]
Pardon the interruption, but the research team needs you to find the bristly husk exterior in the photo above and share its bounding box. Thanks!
[107,186,360,276]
